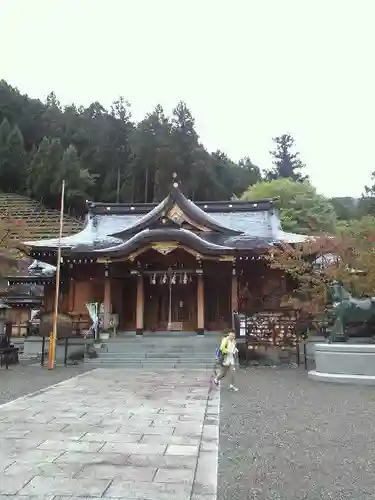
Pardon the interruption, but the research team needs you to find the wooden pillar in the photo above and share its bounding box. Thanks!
[231,271,238,314]
[197,273,204,335]
[231,270,238,329]
[103,279,111,329]
[136,274,144,335]
[68,280,75,312]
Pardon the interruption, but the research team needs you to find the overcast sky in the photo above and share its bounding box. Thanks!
[1,0,374,198]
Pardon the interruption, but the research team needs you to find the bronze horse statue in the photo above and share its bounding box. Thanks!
[326,281,375,341]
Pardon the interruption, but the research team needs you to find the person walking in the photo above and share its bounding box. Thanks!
[213,331,239,391]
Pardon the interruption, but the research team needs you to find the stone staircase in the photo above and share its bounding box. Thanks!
[84,332,222,369]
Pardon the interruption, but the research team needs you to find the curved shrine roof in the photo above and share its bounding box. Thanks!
[23,184,307,257]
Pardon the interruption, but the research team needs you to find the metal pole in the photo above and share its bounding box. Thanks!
[64,338,68,367]
[296,341,300,367]
[48,180,65,370]
[41,336,45,367]
[296,332,300,367]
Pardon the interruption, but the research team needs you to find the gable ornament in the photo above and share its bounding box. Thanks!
[152,242,178,255]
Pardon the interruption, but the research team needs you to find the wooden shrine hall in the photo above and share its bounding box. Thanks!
[14,180,307,334]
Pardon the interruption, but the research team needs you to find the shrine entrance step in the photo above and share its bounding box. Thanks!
[84,331,221,369]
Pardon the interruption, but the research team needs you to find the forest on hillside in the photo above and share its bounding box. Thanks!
[0,79,375,233]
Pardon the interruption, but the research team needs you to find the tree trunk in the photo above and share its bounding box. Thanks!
[144,165,149,203]
[116,166,121,203]
[153,168,159,202]
[131,173,135,203]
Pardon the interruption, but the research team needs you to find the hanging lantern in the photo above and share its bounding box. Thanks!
[151,274,156,285]
[171,273,176,285]
[183,273,188,284]
[162,274,167,284]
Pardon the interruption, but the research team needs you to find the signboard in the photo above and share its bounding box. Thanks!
[233,312,248,338]
[239,319,247,337]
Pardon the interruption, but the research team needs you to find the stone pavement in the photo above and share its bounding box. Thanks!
[0,368,219,500]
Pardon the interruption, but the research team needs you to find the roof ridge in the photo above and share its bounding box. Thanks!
[106,185,240,237]
[87,198,276,216]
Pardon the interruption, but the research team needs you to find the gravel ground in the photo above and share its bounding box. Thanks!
[0,361,91,405]
[218,366,375,500]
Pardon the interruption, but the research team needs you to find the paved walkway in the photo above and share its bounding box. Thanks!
[0,368,219,500]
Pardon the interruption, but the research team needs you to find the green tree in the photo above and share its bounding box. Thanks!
[336,214,375,237]
[330,196,361,221]
[28,137,65,207]
[267,134,307,182]
[80,99,134,203]
[234,157,262,195]
[29,139,94,211]
[55,144,94,211]
[109,97,133,203]
[129,105,171,202]
[241,178,337,234]
[170,102,230,201]
[207,151,236,199]
[0,117,11,144]
[188,147,217,200]
[40,91,64,142]
[208,153,262,200]
[170,101,200,198]
[0,79,281,208]
[361,172,375,216]
[0,120,27,192]
[268,217,375,315]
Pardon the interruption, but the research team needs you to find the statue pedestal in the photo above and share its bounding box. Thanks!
[309,343,375,385]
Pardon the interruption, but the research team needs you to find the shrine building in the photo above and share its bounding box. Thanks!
[12,181,306,334]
